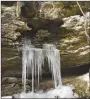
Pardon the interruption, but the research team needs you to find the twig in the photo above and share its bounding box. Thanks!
[76,1,90,43]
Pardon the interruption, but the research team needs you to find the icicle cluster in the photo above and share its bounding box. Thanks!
[7,38,79,98]
[43,44,62,88]
[22,39,62,92]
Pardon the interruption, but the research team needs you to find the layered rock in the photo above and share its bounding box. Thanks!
[1,1,90,76]
[60,13,90,67]
[1,2,90,98]
[1,2,30,46]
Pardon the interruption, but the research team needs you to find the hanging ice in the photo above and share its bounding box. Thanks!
[2,38,78,98]
[22,38,62,92]
[43,44,62,88]
[15,38,79,98]
[22,38,45,92]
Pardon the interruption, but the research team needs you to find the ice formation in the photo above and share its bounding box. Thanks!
[2,38,79,98]
[19,38,78,98]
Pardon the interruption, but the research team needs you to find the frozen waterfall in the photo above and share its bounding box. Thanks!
[12,38,78,98]
[22,39,62,92]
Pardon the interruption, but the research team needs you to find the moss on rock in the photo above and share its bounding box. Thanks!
[63,77,89,97]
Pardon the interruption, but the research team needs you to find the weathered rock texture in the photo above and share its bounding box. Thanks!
[1,1,90,77]
[1,2,90,98]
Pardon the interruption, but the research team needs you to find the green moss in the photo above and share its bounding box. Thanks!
[54,2,64,8]
[63,6,81,17]
[74,79,88,97]
[43,3,53,9]
[63,78,89,97]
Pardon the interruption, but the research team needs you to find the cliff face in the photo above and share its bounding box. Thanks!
[60,13,90,67]
[1,1,90,73]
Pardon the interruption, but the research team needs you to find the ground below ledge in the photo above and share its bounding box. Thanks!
[1,73,90,98]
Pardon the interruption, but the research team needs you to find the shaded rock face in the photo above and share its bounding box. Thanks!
[18,1,64,40]
[20,1,40,19]
[20,1,63,20]
[1,1,16,6]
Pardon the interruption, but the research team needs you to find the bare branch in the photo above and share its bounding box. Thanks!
[76,1,90,43]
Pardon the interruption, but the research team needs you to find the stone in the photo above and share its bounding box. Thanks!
[2,77,18,84]
[39,80,54,91]
[1,3,30,46]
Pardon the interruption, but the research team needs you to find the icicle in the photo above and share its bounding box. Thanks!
[22,49,27,92]
[18,38,78,98]
[43,44,62,88]
[32,58,34,92]
[22,39,62,92]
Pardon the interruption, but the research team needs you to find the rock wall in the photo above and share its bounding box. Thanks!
[1,1,90,75]
[1,2,90,97]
